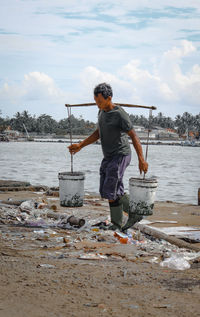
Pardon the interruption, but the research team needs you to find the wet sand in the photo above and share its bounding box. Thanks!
[0,187,200,317]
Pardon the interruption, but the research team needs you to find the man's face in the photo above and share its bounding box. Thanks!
[94,93,111,110]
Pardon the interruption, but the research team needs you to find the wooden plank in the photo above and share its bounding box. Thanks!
[134,223,200,252]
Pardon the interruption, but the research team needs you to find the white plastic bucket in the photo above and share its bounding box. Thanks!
[129,177,158,216]
[58,172,85,207]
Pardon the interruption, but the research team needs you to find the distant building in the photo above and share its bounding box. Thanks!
[134,125,145,132]
[152,127,179,139]
[134,125,156,139]
[4,129,21,139]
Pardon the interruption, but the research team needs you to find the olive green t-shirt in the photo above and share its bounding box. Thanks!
[98,105,133,159]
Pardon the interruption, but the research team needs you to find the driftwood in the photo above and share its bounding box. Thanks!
[0,200,25,206]
[0,185,49,192]
[134,223,200,252]
[0,180,30,188]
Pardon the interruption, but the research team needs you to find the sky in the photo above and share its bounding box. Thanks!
[0,0,200,122]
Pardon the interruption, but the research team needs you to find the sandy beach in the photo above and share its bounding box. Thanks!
[0,182,200,317]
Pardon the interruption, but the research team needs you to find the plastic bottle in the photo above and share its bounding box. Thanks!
[114,232,129,244]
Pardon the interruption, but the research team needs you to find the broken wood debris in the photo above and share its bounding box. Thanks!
[134,223,200,252]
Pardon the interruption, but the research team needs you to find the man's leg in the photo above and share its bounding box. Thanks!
[115,155,143,231]
[108,198,123,230]
[100,154,131,200]
[99,154,131,230]
[99,158,107,197]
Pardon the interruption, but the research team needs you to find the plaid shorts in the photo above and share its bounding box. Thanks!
[99,153,131,200]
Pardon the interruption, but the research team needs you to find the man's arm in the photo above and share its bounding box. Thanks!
[127,129,148,174]
[68,129,100,154]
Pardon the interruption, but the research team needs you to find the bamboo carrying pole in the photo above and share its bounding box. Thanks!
[65,102,157,110]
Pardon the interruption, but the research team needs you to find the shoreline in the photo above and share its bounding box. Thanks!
[0,180,200,231]
[2,138,200,147]
[0,179,199,206]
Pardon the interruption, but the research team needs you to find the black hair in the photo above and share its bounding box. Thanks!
[94,83,113,99]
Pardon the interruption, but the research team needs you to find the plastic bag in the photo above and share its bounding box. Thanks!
[160,254,191,270]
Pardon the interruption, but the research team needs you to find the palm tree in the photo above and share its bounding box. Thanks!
[36,114,58,134]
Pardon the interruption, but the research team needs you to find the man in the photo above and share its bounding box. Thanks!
[68,83,148,231]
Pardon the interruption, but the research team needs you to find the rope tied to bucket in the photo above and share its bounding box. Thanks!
[143,109,152,179]
[66,105,73,173]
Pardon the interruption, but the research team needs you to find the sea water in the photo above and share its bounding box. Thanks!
[0,142,199,204]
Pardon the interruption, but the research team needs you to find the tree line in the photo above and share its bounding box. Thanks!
[0,110,200,138]
[0,110,96,135]
[129,112,200,138]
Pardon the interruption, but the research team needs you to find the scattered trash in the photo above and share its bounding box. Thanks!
[160,254,191,270]
[78,253,107,260]
[37,202,49,209]
[0,197,200,269]
[92,220,110,228]
[19,200,36,213]
[83,303,99,307]
[154,304,172,309]
[114,232,130,244]
[114,231,145,245]
[67,215,85,228]
[37,264,55,268]
[148,256,159,264]
[91,228,100,232]
[50,204,57,211]
[25,218,49,227]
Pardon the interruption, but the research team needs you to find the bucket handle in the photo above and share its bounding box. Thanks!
[66,105,73,173]
[143,109,152,179]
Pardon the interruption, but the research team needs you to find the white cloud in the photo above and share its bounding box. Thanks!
[158,41,200,106]
[23,72,64,99]
[0,72,65,102]
[0,72,70,119]
[80,66,129,92]
[79,41,200,116]
[80,66,135,103]
[0,41,199,121]
[163,40,196,60]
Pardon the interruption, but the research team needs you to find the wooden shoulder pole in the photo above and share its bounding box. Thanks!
[65,103,157,110]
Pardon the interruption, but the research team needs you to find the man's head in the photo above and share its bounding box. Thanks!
[94,83,113,110]
[94,83,113,99]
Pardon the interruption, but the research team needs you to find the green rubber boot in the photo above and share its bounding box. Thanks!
[107,200,123,230]
[122,212,143,232]
[119,193,130,214]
